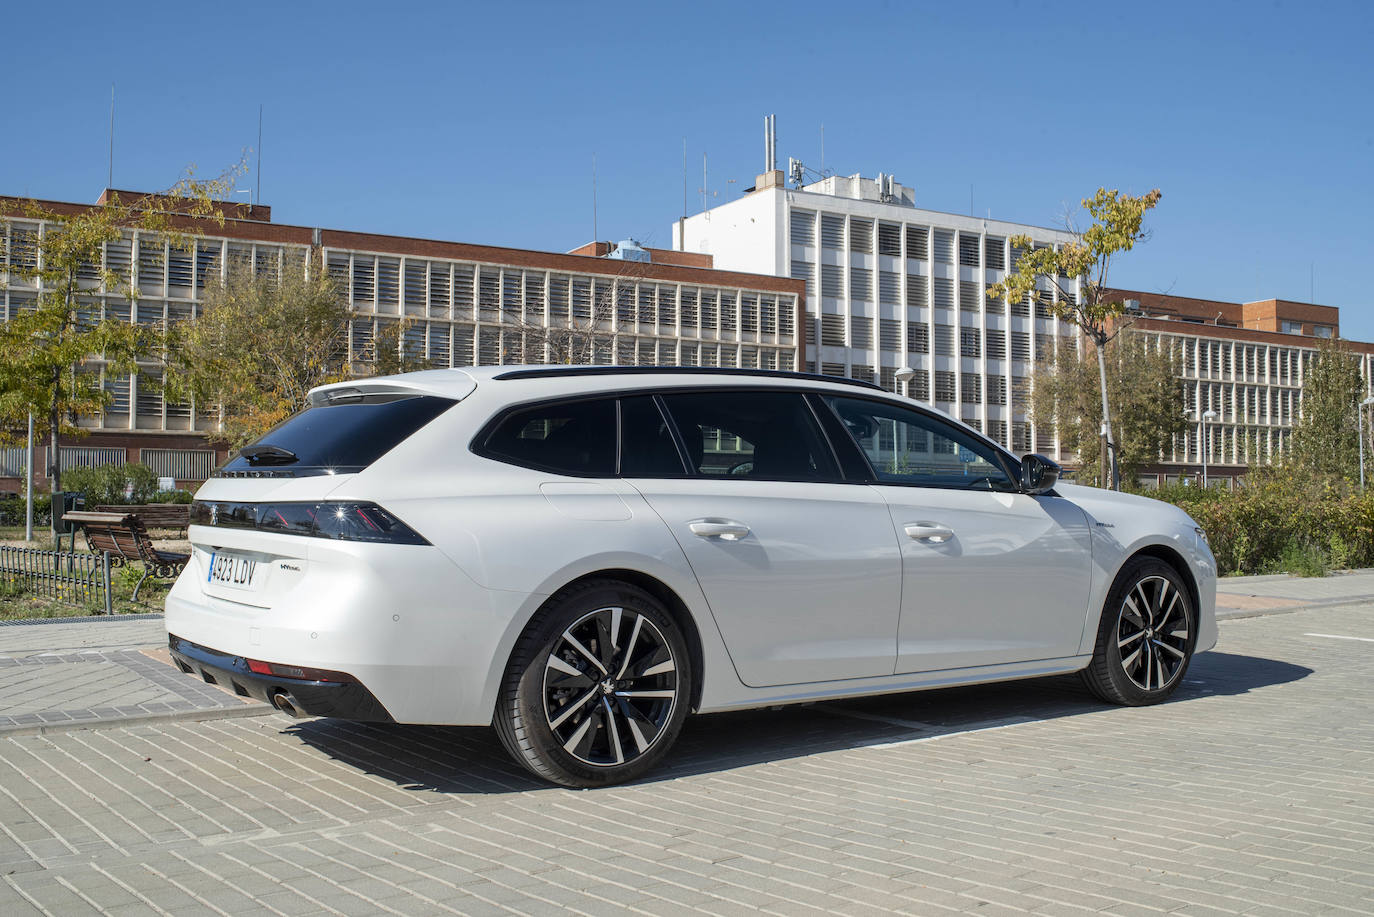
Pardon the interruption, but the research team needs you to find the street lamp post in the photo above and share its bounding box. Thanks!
[895,366,916,400]
[24,413,33,542]
[1200,409,1218,487]
[893,367,917,473]
[1360,396,1374,491]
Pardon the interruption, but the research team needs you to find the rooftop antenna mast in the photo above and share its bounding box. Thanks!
[682,138,687,218]
[107,85,115,189]
[701,153,707,212]
[592,154,598,244]
[764,114,777,172]
[255,104,263,209]
[679,137,687,251]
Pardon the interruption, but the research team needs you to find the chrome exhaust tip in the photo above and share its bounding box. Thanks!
[271,691,303,718]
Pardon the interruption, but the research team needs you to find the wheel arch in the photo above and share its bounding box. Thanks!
[1124,543,1200,622]
[529,568,707,714]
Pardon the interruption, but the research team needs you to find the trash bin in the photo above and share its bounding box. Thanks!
[51,491,86,534]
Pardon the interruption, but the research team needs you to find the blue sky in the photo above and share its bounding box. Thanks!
[6,0,1373,337]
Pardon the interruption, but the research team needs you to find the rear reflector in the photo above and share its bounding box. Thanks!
[245,658,355,683]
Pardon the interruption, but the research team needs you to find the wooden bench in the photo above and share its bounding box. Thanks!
[63,511,191,602]
[92,503,192,534]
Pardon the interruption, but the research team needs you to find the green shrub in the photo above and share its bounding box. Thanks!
[1278,538,1329,577]
[1152,475,1374,576]
[113,563,148,593]
[59,463,160,506]
[0,493,51,526]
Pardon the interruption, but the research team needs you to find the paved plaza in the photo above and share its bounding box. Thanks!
[0,578,1370,915]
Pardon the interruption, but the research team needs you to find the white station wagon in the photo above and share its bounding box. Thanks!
[167,366,1217,786]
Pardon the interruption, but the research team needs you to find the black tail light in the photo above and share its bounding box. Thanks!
[191,501,429,545]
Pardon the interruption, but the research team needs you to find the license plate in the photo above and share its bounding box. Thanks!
[207,551,259,591]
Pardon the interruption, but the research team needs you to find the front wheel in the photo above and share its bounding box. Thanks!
[493,579,691,787]
[1081,558,1196,706]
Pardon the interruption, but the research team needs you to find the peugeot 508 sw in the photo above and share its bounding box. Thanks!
[168,366,1217,786]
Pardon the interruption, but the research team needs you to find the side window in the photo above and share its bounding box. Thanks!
[823,395,1016,491]
[479,398,616,476]
[619,396,686,477]
[659,390,839,481]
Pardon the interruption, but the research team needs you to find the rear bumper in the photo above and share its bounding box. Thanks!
[168,634,395,722]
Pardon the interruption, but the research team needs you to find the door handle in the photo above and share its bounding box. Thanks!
[689,519,751,541]
[904,522,954,543]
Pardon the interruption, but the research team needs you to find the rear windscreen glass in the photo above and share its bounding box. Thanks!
[217,395,455,476]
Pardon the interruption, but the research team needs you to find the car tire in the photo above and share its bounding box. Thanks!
[1081,557,1197,706]
[493,578,692,787]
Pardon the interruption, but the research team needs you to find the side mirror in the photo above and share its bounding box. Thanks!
[1020,454,1060,495]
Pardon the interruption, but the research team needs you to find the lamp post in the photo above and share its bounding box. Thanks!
[1200,409,1217,487]
[895,366,916,399]
[1360,396,1374,491]
[25,413,33,542]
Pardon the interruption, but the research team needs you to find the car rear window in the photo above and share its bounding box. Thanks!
[217,395,455,476]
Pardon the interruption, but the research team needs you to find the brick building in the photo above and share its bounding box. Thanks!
[1110,290,1374,487]
[0,191,803,492]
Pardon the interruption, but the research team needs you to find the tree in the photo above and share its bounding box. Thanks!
[513,279,617,365]
[0,166,241,515]
[167,252,427,449]
[1284,337,1365,485]
[989,188,1162,488]
[1029,332,1188,487]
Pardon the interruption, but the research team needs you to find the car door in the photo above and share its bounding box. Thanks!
[625,389,902,688]
[820,395,1093,674]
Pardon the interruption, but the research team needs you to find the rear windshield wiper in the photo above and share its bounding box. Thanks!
[239,444,299,466]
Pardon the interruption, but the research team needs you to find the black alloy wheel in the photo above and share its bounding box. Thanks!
[495,579,691,787]
[1082,558,1197,706]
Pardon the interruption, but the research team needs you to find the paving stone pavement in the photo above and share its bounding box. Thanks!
[0,618,266,735]
[0,602,1369,916]
[1215,568,1374,616]
[1,570,1370,741]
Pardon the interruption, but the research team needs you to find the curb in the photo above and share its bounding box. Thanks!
[1216,594,1374,621]
[0,613,164,627]
[0,700,274,738]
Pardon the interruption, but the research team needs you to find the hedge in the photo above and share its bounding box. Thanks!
[1151,479,1374,576]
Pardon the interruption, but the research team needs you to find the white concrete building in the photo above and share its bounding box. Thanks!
[674,171,1080,456]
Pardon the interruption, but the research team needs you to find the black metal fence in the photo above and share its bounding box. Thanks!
[0,546,113,615]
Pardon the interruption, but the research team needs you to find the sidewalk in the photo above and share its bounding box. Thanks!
[0,615,268,736]
[1215,567,1374,618]
[1,569,1370,738]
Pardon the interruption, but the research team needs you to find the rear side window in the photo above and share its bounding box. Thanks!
[658,390,839,481]
[480,398,617,476]
[218,395,455,476]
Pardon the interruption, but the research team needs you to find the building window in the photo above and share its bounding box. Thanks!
[960,328,981,358]
[905,226,929,261]
[933,230,955,264]
[934,371,956,403]
[1314,325,1333,338]
[849,220,873,253]
[877,223,901,256]
[958,233,981,268]
[820,264,843,299]
[983,237,1005,271]
[820,215,845,250]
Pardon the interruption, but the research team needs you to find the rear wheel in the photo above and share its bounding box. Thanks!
[1082,558,1196,706]
[494,579,691,787]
